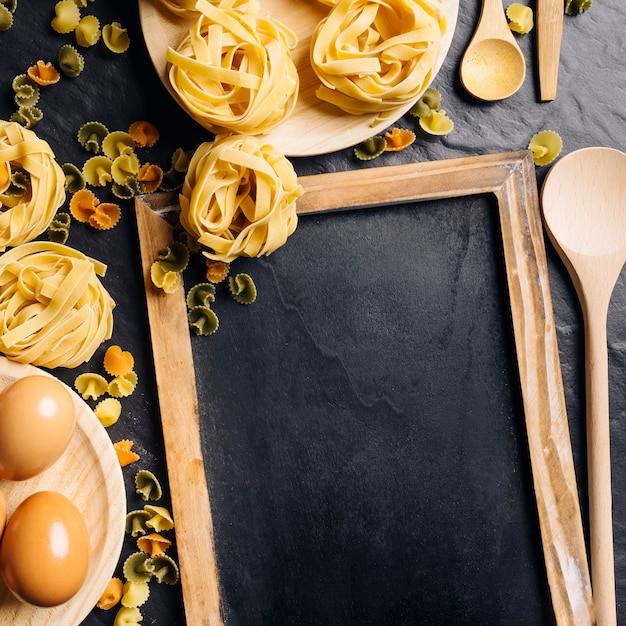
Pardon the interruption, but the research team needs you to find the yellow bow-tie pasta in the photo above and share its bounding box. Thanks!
[0,120,66,251]
[310,0,446,123]
[167,0,299,135]
[179,134,303,263]
[0,242,115,368]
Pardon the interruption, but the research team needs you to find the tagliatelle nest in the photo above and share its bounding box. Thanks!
[0,120,66,250]
[310,0,447,123]
[0,242,115,368]
[167,0,299,135]
[179,134,303,263]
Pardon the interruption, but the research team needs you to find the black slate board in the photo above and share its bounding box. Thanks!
[185,194,554,625]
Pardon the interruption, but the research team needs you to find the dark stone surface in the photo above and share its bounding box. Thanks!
[0,1,625,624]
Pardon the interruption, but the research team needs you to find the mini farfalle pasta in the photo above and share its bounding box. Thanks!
[83,155,113,186]
[94,397,122,427]
[506,3,533,34]
[74,372,108,400]
[123,552,155,583]
[150,261,182,294]
[310,0,447,123]
[135,470,163,501]
[121,581,150,609]
[62,162,85,193]
[0,4,13,31]
[228,272,257,304]
[90,202,122,231]
[128,121,159,148]
[137,533,171,557]
[167,0,299,135]
[354,135,386,161]
[0,121,65,249]
[27,61,61,86]
[188,305,219,336]
[77,121,109,153]
[144,504,175,532]
[0,242,114,367]
[51,0,81,34]
[126,510,151,537]
[58,44,85,78]
[112,177,142,200]
[69,188,99,222]
[75,15,101,47]
[187,282,216,308]
[10,106,43,129]
[180,134,302,262]
[384,127,416,151]
[114,439,140,466]
[102,131,136,160]
[418,108,454,135]
[108,370,138,397]
[12,75,40,108]
[96,577,123,610]
[111,152,140,185]
[103,22,131,54]
[528,130,562,166]
[205,259,229,283]
[157,241,190,272]
[113,606,143,626]
[151,554,179,584]
[104,344,135,376]
[137,163,163,193]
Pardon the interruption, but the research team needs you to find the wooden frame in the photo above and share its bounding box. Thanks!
[135,150,594,626]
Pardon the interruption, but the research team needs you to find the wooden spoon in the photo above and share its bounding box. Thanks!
[460,0,526,101]
[541,147,626,626]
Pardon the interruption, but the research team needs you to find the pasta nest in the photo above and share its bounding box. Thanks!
[167,0,299,135]
[0,242,115,368]
[179,134,303,263]
[310,0,446,120]
[0,121,66,251]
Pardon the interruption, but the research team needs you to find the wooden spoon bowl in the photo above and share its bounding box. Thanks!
[460,0,526,101]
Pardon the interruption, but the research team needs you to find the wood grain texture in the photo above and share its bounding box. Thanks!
[137,0,458,156]
[536,0,564,101]
[136,151,594,625]
[0,357,125,626]
[135,198,223,626]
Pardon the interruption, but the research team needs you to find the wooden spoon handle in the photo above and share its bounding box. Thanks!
[585,301,617,626]
[536,0,564,100]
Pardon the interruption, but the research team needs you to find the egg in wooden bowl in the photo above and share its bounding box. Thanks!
[0,357,125,624]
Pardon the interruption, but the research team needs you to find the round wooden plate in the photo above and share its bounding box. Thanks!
[0,357,126,626]
[138,0,459,156]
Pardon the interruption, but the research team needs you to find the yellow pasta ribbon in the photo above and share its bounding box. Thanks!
[0,121,66,250]
[167,0,299,135]
[179,134,302,263]
[310,0,446,123]
[0,241,114,368]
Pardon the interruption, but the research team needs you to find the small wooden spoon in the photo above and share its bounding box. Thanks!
[541,147,626,626]
[460,0,526,101]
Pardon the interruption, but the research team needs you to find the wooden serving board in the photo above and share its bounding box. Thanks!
[0,358,126,626]
[138,0,459,156]
[135,151,594,625]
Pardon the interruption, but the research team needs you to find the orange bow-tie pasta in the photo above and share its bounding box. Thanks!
[310,0,446,122]
[167,0,299,135]
[0,120,65,250]
[179,134,303,263]
[0,242,115,368]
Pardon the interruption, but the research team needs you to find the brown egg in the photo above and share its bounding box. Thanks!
[0,490,90,606]
[0,376,76,480]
